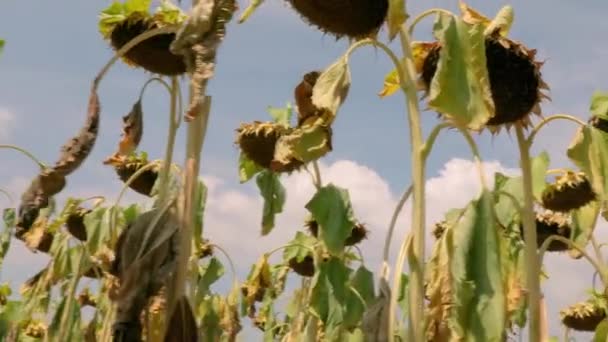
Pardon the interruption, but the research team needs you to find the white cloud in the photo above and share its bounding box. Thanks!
[0,108,15,140]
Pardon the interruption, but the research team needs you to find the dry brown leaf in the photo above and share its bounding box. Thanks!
[164,295,198,342]
[104,100,144,165]
[294,71,321,126]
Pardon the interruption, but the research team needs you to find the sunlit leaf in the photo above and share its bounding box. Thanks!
[197,257,225,297]
[47,296,83,341]
[567,126,608,201]
[378,67,400,98]
[239,152,263,183]
[594,319,608,341]
[428,13,495,130]
[590,90,608,120]
[493,173,524,227]
[241,254,272,315]
[84,206,112,256]
[0,40,4,55]
[310,257,351,338]
[256,170,286,235]
[271,123,332,172]
[484,5,514,36]
[569,200,600,259]
[193,180,208,247]
[397,273,409,317]
[387,0,408,40]
[531,151,550,202]
[311,56,351,125]
[305,184,356,255]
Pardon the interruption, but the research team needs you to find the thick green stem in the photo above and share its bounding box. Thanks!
[389,26,427,342]
[380,184,412,280]
[515,124,541,342]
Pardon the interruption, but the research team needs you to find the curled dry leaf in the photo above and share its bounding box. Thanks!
[16,87,100,236]
[111,207,180,341]
[103,99,143,165]
[294,71,321,126]
[170,0,237,121]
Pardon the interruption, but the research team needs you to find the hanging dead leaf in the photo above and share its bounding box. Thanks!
[104,100,143,164]
[53,86,100,176]
[294,71,321,126]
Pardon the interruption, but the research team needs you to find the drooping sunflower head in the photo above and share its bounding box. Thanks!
[236,121,291,169]
[288,254,315,277]
[560,299,607,332]
[420,31,548,133]
[541,171,596,212]
[287,0,389,39]
[98,0,187,75]
[589,115,608,133]
[107,152,159,197]
[522,210,571,252]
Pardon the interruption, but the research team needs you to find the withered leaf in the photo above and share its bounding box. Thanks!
[164,295,198,342]
[294,71,322,126]
[112,207,179,336]
[104,100,143,165]
[53,86,100,176]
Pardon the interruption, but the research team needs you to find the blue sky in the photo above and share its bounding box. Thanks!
[1,0,608,339]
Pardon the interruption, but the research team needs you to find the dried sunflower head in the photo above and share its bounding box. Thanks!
[24,320,47,338]
[420,31,548,133]
[305,217,369,246]
[66,207,91,241]
[288,254,315,277]
[98,0,187,75]
[288,0,388,39]
[78,288,97,308]
[521,210,571,252]
[560,300,606,331]
[109,153,159,197]
[236,121,291,169]
[541,171,595,212]
[432,220,449,239]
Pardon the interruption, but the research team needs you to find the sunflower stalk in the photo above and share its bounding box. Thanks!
[515,124,542,342]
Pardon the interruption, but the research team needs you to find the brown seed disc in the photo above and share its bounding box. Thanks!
[541,173,595,212]
[110,19,186,76]
[115,163,158,197]
[421,35,541,127]
[66,208,90,241]
[288,0,388,38]
[590,115,608,133]
[288,255,315,277]
[521,212,571,252]
[561,303,606,331]
[236,122,288,169]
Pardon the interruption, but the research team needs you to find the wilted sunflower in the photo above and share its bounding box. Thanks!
[288,254,315,277]
[66,207,91,242]
[521,210,571,252]
[287,0,388,39]
[541,171,595,212]
[420,31,548,132]
[236,121,303,173]
[560,300,606,331]
[305,217,368,246]
[108,154,159,197]
[98,0,187,75]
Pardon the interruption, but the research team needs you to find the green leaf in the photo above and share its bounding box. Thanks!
[450,190,505,340]
[310,257,351,330]
[272,123,332,170]
[0,300,21,339]
[397,273,409,317]
[569,200,600,259]
[567,126,608,201]
[48,296,83,341]
[154,0,186,25]
[283,231,316,262]
[238,0,265,23]
[387,0,408,40]
[591,90,608,119]
[199,295,222,341]
[239,153,263,183]
[193,180,208,247]
[267,104,292,127]
[84,206,112,256]
[122,203,141,226]
[594,319,608,341]
[531,151,550,202]
[428,13,495,130]
[124,0,152,14]
[305,184,356,255]
[256,171,286,235]
[0,40,4,55]
[98,0,151,37]
[493,173,524,227]
[197,257,225,297]
[0,209,14,267]
[344,266,375,329]
[312,56,351,124]
[2,208,15,228]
